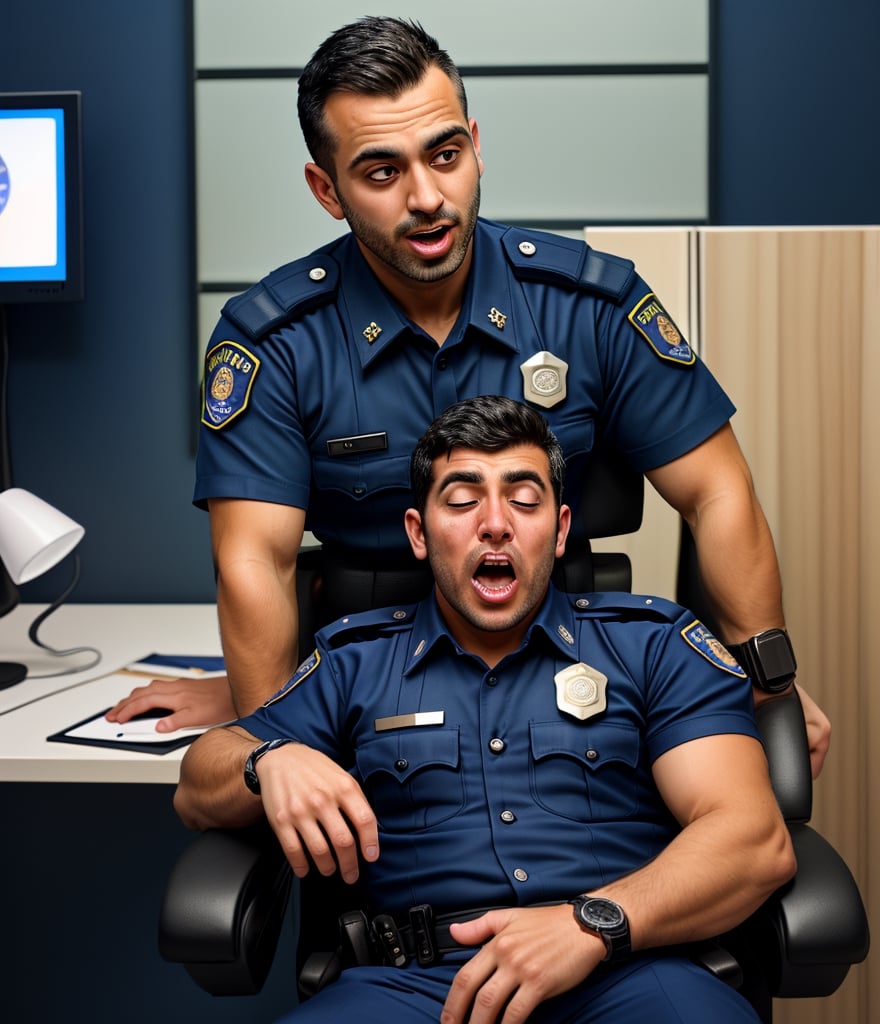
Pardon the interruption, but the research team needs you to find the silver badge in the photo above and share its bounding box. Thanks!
[520,351,569,408]
[554,663,607,721]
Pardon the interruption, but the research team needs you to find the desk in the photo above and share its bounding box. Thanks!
[0,603,222,783]
[0,603,296,1023]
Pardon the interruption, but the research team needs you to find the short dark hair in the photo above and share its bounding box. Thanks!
[410,396,566,514]
[297,16,468,176]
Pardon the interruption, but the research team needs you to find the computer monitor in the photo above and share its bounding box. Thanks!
[0,91,84,304]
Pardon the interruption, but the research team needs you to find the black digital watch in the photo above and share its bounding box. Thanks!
[569,896,631,963]
[727,628,797,694]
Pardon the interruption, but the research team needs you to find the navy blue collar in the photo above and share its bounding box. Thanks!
[403,583,580,675]
[334,219,525,369]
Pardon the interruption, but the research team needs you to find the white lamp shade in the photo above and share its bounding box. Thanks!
[0,487,85,585]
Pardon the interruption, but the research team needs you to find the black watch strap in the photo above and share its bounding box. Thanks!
[243,738,295,794]
[727,629,797,694]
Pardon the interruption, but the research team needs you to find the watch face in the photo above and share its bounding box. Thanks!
[582,898,624,928]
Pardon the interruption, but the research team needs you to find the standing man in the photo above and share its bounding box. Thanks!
[109,16,829,776]
[175,396,796,1024]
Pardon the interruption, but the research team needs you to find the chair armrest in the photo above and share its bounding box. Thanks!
[751,823,870,998]
[158,825,293,995]
[754,690,812,823]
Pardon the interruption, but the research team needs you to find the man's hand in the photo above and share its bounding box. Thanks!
[256,742,379,883]
[105,675,236,733]
[795,684,831,778]
[440,905,604,1024]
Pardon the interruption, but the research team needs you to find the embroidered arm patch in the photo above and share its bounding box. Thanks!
[202,340,261,429]
[628,292,695,365]
[681,621,747,677]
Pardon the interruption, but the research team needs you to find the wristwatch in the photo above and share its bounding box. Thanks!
[243,738,295,794]
[727,629,797,694]
[570,895,631,963]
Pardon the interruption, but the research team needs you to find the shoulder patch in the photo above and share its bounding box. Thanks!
[222,253,340,343]
[263,649,321,707]
[628,292,695,365]
[501,227,635,303]
[680,620,747,677]
[201,340,260,430]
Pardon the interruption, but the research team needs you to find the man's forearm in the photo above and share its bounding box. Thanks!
[688,493,785,644]
[216,566,301,716]
[598,738,796,952]
[174,726,263,831]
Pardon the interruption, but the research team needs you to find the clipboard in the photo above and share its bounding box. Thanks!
[47,707,209,755]
[46,652,227,755]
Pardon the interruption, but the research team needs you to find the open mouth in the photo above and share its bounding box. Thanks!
[472,552,517,601]
[410,225,449,244]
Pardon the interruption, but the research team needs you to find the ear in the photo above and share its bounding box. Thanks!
[304,162,346,221]
[404,508,429,562]
[469,118,485,177]
[555,504,572,559]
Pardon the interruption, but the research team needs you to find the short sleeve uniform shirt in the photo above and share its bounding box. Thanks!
[195,220,734,555]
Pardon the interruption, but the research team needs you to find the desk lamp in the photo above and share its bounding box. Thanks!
[0,487,100,689]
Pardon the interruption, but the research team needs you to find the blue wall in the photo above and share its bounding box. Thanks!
[1,0,879,605]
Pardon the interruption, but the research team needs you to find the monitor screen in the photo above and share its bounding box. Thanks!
[0,91,83,303]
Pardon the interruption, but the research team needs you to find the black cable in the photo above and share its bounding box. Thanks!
[25,553,102,677]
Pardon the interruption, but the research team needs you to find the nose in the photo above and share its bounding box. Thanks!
[479,496,512,542]
[406,164,444,216]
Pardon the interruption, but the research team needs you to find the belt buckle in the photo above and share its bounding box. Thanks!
[409,904,437,966]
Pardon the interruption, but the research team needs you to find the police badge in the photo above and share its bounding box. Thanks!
[520,351,569,408]
[554,663,608,721]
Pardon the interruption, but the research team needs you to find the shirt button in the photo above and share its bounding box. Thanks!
[518,241,536,257]
[500,810,517,824]
[513,868,529,882]
[486,675,498,687]
[585,749,599,762]
[395,759,408,772]
[309,267,327,281]
[488,737,506,754]
[437,356,448,370]
[353,486,366,496]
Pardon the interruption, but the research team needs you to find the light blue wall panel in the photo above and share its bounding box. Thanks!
[194,0,710,292]
[195,0,708,68]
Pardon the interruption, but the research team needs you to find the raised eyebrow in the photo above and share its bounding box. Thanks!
[424,124,472,152]
[348,125,471,172]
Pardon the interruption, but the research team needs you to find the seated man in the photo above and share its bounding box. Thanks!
[175,396,796,1023]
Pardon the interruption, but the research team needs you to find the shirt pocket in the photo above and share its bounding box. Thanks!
[311,451,411,502]
[355,728,463,834]
[529,720,640,822]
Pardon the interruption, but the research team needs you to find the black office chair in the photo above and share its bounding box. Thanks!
[158,451,869,1021]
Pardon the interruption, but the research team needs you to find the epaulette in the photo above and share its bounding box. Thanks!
[501,226,636,304]
[317,603,418,650]
[222,252,341,343]
[569,591,686,624]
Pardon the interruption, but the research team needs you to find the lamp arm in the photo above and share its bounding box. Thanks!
[26,554,102,677]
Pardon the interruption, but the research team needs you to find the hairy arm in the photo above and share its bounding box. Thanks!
[647,424,830,776]
[441,734,796,1024]
[174,725,379,884]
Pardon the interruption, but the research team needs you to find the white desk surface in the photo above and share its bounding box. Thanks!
[0,603,222,784]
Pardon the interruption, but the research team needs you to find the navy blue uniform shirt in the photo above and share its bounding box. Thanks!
[237,586,759,919]
[195,220,735,555]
